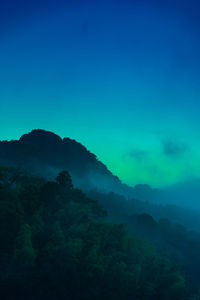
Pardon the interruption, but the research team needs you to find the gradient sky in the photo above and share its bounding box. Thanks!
[0,0,200,187]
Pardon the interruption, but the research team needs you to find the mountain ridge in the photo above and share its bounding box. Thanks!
[0,129,163,201]
[0,129,134,195]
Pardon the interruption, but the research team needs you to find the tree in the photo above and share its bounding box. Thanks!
[56,170,73,190]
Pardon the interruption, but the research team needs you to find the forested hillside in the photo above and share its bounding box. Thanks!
[0,168,194,300]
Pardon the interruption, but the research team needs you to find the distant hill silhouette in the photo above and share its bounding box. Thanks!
[0,129,164,201]
[0,129,139,196]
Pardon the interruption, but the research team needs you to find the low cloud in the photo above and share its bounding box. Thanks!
[162,140,188,158]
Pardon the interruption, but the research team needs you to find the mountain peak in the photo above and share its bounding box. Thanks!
[0,129,123,193]
[19,129,63,144]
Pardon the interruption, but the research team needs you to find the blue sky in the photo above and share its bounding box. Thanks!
[0,0,200,186]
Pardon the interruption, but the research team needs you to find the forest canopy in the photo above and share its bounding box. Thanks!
[0,167,196,299]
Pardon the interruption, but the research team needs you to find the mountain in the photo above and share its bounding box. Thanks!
[0,129,136,196]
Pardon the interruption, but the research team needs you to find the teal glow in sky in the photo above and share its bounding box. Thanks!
[0,0,200,187]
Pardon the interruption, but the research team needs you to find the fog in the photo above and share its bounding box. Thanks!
[164,177,200,209]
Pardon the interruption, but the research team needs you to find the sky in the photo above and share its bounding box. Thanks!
[0,0,200,187]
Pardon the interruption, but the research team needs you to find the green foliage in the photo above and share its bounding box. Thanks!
[0,168,195,299]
